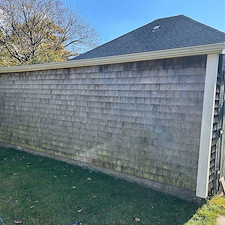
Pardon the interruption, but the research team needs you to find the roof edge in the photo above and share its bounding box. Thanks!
[0,42,224,74]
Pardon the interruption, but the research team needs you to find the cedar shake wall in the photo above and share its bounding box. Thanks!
[0,55,207,192]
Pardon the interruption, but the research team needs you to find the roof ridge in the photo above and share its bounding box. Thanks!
[153,14,185,22]
[180,15,225,35]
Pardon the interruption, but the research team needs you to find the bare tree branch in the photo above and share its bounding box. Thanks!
[0,0,98,65]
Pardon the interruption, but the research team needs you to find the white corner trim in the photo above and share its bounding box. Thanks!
[196,54,220,198]
[222,43,225,54]
[0,43,224,74]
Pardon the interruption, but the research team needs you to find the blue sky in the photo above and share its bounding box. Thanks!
[62,0,225,44]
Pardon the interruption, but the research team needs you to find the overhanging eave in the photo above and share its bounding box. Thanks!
[0,42,224,74]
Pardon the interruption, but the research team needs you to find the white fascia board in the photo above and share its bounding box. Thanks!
[0,42,224,74]
[196,54,220,198]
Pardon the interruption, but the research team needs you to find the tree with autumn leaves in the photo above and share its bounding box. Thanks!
[0,0,98,66]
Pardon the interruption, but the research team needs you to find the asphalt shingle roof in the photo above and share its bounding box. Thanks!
[73,15,225,60]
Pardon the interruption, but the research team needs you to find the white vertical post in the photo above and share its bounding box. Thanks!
[196,54,219,198]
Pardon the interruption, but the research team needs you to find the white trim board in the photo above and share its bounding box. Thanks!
[0,43,224,74]
[196,54,220,198]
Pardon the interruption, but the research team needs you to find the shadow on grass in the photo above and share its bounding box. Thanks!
[0,147,200,225]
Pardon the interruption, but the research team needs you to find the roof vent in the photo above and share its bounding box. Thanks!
[152,25,160,32]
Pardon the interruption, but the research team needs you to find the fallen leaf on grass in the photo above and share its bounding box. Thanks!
[135,218,141,222]
[93,214,101,218]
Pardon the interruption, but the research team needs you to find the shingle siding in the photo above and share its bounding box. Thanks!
[0,55,207,192]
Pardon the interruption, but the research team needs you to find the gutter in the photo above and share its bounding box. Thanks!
[0,42,224,74]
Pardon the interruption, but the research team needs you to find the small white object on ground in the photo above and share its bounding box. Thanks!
[217,215,225,225]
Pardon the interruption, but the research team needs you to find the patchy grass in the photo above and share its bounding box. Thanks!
[185,195,225,225]
[0,147,199,225]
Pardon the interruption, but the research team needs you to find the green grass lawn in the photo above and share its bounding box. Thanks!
[185,195,225,225]
[0,147,200,225]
